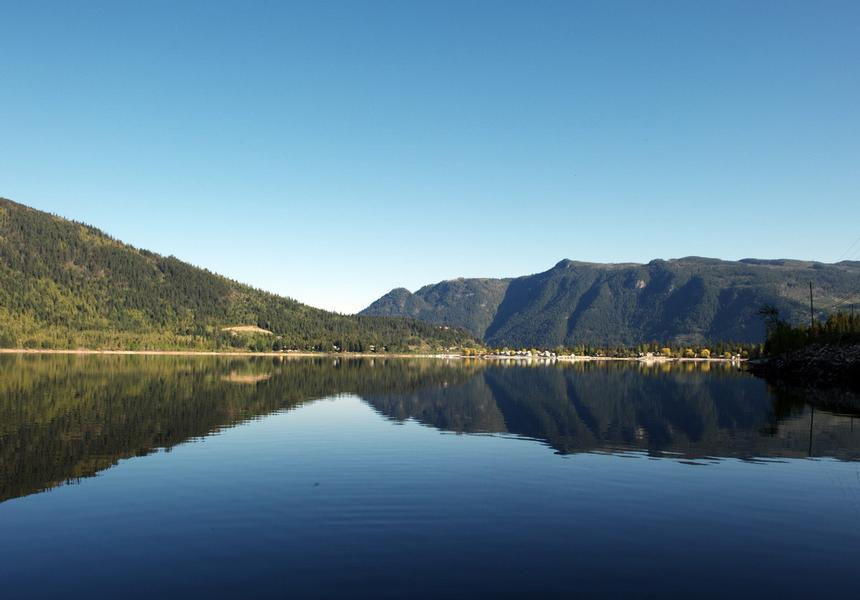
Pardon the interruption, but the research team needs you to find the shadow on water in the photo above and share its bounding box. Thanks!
[1,354,859,503]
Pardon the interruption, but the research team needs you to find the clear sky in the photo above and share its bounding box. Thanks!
[2,1,858,313]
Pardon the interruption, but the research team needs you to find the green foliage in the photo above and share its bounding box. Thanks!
[472,339,759,359]
[763,309,860,356]
[0,198,476,351]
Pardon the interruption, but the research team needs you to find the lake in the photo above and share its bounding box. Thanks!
[1,355,859,598]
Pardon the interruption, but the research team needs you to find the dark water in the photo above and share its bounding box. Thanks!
[1,355,859,598]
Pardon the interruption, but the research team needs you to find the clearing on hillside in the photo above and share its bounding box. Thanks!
[221,325,274,335]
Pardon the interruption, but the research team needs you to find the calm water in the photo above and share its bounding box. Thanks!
[1,355,859,598]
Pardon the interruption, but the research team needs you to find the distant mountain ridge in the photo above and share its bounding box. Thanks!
[0,198,475,351]
[373,278,512,339]
[361,257,860,347]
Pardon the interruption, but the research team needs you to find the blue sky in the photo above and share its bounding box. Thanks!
[2,1,858,313]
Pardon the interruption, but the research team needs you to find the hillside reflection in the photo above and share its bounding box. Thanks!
[366,361,860,461]
[1,355,858,503]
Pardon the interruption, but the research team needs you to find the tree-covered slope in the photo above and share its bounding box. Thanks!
[362,258,860,347]
[0,198,475,351]
[362,278,511,337]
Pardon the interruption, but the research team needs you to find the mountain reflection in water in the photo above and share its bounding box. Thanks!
[1,354,858,503]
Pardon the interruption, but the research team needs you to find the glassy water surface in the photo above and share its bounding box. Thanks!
[1,355,859,598]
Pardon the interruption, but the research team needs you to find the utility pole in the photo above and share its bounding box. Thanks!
[809,282,814,329]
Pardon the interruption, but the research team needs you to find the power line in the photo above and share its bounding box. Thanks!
[814,238,860,313]
[819,292,859,314]
[829,297,857,311]
[834,232,860,263]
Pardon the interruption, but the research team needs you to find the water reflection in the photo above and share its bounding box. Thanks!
[366,362,860,461]
[1,354,858,503]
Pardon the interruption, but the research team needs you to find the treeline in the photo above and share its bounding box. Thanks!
[0,198,476,352]
[558,341,758,359]
[762,307,860,356]
[464,340,760,359]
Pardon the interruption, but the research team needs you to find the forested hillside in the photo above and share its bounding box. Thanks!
[0,198,475,351]
[368,278,511,337]
[362,258,860,347]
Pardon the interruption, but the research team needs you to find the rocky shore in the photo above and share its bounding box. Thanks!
[748,343,860,389]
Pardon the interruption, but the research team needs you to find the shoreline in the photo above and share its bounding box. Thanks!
[0,348,744,363]
[0,349,458,359]
[747,343,860,389]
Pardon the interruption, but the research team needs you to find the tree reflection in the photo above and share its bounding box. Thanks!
[1,355,858,503]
